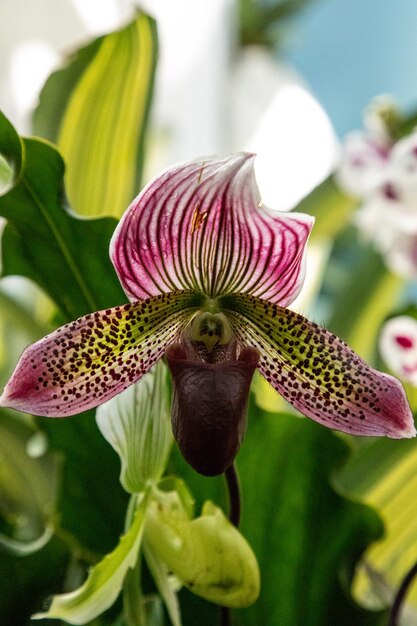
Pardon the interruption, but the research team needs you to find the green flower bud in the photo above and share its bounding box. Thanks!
[144,488,260,608]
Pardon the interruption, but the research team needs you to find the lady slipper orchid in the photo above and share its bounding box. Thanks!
[0,153,415,476]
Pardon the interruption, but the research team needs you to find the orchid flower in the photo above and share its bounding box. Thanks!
[337,131,391,198]
[336,96,397,198]
[0,154,414,476]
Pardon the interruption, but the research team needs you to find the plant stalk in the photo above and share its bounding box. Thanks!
[224,462,241,527]
[123,494,146,626]
[220,462,241,626]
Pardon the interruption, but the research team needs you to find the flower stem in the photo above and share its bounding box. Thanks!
[224,462,241,527]
[221,606,232,626]
[123,494,146,626]
[388,560,417,626]
[220,463,241,626]
[123,559,146,626]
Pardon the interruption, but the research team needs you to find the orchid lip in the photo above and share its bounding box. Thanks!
[166,343,260,476]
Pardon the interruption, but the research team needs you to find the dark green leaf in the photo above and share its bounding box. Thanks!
[0,535,69,626]
[235,408,386,625]
[0,113,128,555]
[0,111,126,321]
[41,413,128,556]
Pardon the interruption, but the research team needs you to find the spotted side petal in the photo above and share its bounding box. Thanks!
[220,293,416,438]
[0,291,203,417]
[111,153,314,306]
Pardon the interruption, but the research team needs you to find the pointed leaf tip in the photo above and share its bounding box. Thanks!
[32,491,150,624]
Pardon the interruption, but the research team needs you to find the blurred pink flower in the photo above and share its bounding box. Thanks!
[338,107,417,277]
[380,316,417,385]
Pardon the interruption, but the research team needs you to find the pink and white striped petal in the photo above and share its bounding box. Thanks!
[220,293,415,439]
[111,153,314,307]
[0,292,203,417]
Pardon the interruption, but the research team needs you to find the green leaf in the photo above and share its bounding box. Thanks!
[40,412,128,556]
[0,535,69,624]
[170,399,387,626]
[143,541,182,626]
[0,112,129,556]
[33,491,150,625]
[325,229,402,360]
[0,109,22,192]
[335,436,417,617]
[33,11,158,218]
[0,409,57,549]
[0,111,126,321]
[234,410,386,625]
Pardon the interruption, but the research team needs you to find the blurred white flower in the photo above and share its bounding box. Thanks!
[337,98,417,278]
[379,316,417,385]
[388,132,417,211]
[354,194,417,278]
[337,132,390,197]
